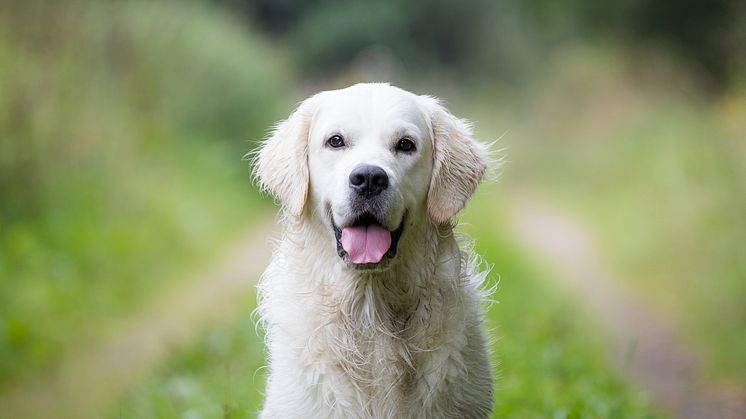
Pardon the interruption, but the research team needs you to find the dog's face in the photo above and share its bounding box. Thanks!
[307,87,433,269]
[255,83,487,271]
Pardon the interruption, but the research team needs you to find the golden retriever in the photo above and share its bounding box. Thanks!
[253,83,493,418]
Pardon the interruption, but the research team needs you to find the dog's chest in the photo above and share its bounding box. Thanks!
[301,299,449,417]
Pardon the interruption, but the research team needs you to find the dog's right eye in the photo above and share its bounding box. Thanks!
[327,134,346,148]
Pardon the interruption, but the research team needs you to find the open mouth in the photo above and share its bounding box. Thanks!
[333,212,404,267]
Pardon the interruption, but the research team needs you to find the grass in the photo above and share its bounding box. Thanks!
[110,186,662,418]
[111,302,266,419]
[469,189,661,418]
[468,47,746,382]
[0,0,287,384]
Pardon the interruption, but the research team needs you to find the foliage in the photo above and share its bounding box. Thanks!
[227,0,745,90]
[0,0,285,382]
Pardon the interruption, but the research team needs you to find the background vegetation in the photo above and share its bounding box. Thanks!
[1,0,743,417]
[0,0,283,383]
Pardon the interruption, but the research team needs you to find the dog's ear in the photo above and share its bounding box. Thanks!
[422,97,489,224]
[253,96,317,217]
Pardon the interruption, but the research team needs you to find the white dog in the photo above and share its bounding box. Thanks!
[253,83,493,418]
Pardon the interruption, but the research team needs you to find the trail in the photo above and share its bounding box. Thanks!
[1,219,279,419]
[507,194,746,419]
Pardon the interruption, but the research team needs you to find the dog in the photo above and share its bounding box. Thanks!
[253,83,493,418]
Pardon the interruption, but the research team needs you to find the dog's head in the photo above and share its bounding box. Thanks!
[254,83,488,270]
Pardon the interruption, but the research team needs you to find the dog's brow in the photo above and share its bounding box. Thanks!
[320,126,346,142]
[391,126,419,141]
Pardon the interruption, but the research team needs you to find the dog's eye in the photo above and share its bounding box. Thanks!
[327,134,345,148]
[396,137,415,153]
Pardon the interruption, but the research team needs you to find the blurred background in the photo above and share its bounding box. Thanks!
[0,0,744,417]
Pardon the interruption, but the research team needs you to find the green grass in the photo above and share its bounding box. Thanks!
[0,0,287,383]
[471,48,746,382]
[468,189,661,418]
[111,303,267,419]
[110,187,661,418]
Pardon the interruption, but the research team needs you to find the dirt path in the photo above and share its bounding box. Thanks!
[507,194,746,419]
[1,220,279,419]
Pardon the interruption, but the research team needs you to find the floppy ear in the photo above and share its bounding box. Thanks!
[253,96,317,217]
[423,97,489,224]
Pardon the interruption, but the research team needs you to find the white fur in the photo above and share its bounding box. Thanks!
[253,83,493,418]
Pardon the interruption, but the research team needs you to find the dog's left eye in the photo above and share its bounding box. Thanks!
[327,134,346,148]
[396,137,415,153]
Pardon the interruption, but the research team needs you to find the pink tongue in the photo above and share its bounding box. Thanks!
[341,224,392,264]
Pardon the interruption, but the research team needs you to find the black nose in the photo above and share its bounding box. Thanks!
[349,165,389,197]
